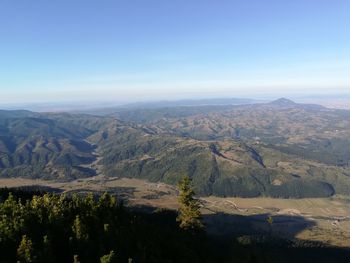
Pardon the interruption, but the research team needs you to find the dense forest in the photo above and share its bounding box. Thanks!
[0,188,208,263]
[0,187,349,263]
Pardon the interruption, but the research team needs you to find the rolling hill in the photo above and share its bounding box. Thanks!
[1,99,350,198]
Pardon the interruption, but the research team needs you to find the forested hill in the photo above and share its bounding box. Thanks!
[1,99,350,198]
[1,189,349,263]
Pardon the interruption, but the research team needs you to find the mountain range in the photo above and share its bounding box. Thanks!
[1,98,350,198]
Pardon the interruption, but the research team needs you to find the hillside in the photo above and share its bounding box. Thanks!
[1,99,350,198]
[2,188,350,263]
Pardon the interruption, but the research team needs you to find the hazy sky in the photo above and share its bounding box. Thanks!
[0,0,350,103]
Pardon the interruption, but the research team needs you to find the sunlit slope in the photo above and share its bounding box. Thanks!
[1,99,350,198]
[93,129,342,197]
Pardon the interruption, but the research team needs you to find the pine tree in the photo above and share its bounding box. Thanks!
[17,235,33,263]
[72,215,88,241]
[100,250,116,263]
[73,255,80,263]
[176,176,203,230]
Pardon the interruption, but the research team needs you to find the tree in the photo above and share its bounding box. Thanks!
[73,255,80,263]
[17,235,34,263]
[267,216,273,236]
[176,176,203,230]
[72,215,88,241]
[100,250,116,263]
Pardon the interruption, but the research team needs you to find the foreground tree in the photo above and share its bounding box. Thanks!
[176,176,203,231]
[0,189,214,262]
[100,250,116,263]
[17,235,34,263]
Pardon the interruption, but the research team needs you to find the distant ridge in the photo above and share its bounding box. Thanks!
[267,98,325,110]
[122,98,257,108]
[0,109,38,118]
[269,98,297,106]
[73,98,258,115]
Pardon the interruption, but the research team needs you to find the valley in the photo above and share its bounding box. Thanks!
[2,98,350,251]
[3,2,350,260]
[2,98,350,249]
[1,99,350,198]
[1,176,350,248]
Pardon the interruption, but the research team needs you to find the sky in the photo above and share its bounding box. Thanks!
[0,0,350,104]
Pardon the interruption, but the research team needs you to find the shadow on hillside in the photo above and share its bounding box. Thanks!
[0,185,64,202]
[132,205,350,263]
[204,212,316,238]
[131,205,316,239]
[65,186,136,201]
[70,139,97,153]
[1,185,64,194]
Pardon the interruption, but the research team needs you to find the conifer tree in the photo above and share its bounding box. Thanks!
[72,215,88,241]
[17,235,34,263]
[73,255,80,263]
[100,250,116,263]
[176,176,203,230]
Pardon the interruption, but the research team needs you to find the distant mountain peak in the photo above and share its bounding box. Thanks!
[269,98,296,106]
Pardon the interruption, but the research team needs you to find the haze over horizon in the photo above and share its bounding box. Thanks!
[1,0,350,104]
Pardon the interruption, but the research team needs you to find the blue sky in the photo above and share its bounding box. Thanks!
[0,0,350,103]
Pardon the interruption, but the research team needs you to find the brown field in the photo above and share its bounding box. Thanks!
[1,176,350,248]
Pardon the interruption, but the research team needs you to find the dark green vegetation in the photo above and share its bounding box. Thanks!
[177,176,203,230]
[0,189,207,263]
[1,188,350,263]
[1,99,350,198]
